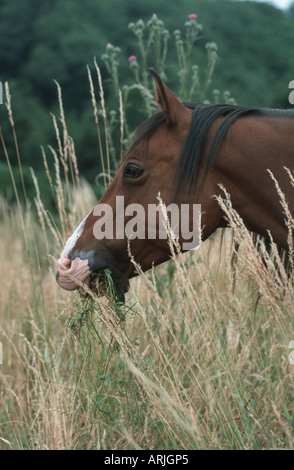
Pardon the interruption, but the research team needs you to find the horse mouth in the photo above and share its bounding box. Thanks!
[56,255,130,302]
[56,256,91,291]
[84,271,130,303]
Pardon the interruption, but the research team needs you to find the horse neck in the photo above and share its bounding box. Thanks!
[209,116,294,250]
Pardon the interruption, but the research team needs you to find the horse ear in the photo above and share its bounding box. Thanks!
[149,67,189,125]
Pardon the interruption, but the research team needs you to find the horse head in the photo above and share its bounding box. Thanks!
[56,69,196,301]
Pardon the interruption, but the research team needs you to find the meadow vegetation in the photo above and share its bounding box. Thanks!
[1,0,294,200]
[0,8,294,450]
[1,186,294,449]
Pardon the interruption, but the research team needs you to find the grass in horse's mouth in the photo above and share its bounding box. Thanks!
[76,268,127,327]
[84,268,123,304]
[85,269,111,295]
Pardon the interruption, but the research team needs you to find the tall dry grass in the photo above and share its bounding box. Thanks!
[1,197,294,449]
[0,72,294,450]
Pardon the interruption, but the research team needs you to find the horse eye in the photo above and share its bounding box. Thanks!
[124,163,144,179]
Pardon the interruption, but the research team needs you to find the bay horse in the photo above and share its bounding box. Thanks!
[56,68,294,301]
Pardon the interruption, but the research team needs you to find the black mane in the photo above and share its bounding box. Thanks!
[127,102,294,195]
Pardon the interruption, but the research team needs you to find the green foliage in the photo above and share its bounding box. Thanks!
[1,0,294,205]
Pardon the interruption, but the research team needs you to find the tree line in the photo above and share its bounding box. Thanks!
[1,0,294,206]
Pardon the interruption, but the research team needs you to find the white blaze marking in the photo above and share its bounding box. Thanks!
[60,212,91,258]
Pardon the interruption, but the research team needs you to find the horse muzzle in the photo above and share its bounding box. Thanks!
[56,254,92,291]
[56,250,130,302]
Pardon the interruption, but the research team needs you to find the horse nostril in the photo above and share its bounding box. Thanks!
[59,256,72,271]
